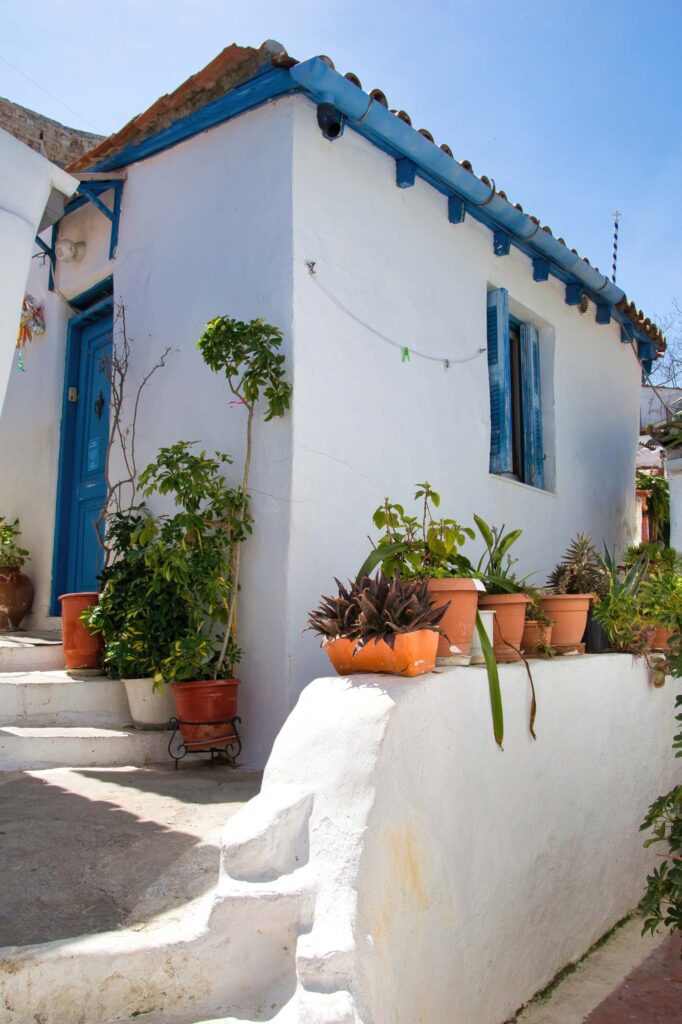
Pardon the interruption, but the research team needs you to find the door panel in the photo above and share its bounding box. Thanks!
[64,315,112,593]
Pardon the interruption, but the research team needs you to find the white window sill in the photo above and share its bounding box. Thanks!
[490,472,557,496]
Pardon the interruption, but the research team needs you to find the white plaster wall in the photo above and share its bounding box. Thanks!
[667,456,682,550]
[0,97,297,765]
[2,657,679,1024]
[287,97,642,696]
[0,129,76,412]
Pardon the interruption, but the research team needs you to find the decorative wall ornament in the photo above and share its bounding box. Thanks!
[16,294,45,371]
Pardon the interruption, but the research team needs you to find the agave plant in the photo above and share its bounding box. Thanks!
[306,573,447,654]
[547,533,609,599]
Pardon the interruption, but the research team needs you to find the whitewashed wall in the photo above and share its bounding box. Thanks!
[0,98,297,765]
[1,659,679,1024]
[287,96,642,696]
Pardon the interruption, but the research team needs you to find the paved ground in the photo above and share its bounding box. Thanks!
[515,917,682,1024]
[0,763,261,947]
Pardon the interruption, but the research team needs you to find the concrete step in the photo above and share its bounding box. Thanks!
[0,671,131,727]
[0,724,171,770]
[0,631,64,673]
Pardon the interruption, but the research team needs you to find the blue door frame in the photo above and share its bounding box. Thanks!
[51,295,113,614]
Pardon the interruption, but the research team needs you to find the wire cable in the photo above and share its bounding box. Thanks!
[306,261,486,369]
[0,52,103,133]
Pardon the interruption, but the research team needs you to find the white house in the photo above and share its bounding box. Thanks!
[0,40,664,766]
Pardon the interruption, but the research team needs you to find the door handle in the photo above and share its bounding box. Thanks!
[94,391,105,420]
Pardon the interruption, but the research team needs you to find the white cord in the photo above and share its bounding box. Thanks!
[306,261,486,369]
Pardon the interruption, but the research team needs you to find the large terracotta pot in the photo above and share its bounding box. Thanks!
[521,620,553,656]
[539,594,591,649]
[0,567,33,629]
[478,593,530,662]
[325,629,438,678]
[171,678,240,749]
[651,627,673,652]
[123,677,175,729]
[59,592,103,670]
[427,578,479,657]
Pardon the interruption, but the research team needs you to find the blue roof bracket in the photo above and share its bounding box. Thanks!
[596,303,612,325]
[532,258,550,282]
[75,180,124,259]
[396,158,416,188]
[565,283,585,306]
[448,194,466,224]
[36,224,58,292]
[493,230,511,257]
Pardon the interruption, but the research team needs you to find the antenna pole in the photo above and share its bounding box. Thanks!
[612,210,621,283]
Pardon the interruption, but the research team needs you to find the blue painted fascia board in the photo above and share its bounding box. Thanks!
[90,66,297,173]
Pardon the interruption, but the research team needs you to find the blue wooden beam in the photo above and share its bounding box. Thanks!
[396,158,416,188]
[73,180,124,261]
[448,194,465,224]
[596,303,611,325]
[493,230,511,257]
[532,258,549,282]
[565,283,585,306]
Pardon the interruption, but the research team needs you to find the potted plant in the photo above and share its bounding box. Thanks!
[134,442,249,748]
[0,516,33,630]
[639,564,682,652]
[522,595,553,656]
[542,533,609,652]
[82,508,187,727]
[474,517,531,662]
[358,482,478,662]
[307,573,447,677]
[592,546,652,655]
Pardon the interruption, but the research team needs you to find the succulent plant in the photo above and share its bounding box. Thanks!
[307,573,448,653]
[547,533,609,599]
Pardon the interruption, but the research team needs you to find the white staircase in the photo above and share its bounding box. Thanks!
[0,633,171,770]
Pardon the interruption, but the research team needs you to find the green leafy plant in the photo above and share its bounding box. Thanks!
[640,695,682,946]
[197,315,292,677]
[525,592,554,627]
[625,543,681,575]
[135,442,249,682]
[306,573,448,654]
[636,471,670,546]
[0,517,28,570]
[83,508,191,682]
[472,515,528,594]
[359,482,474,580]
[547,533,609,599]
[592,545,651,654]
[639,571,682,633]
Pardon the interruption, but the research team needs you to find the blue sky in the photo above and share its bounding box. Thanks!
[2,0,680,326]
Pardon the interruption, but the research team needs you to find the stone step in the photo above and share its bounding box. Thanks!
[0,671,131,727]
[0,724,171,770]
[0,631,64,673]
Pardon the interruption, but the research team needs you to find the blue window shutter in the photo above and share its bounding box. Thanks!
[486,288,512,474]
[520,322,545,489]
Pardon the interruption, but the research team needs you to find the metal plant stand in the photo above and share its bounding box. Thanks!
[167,715,242,769]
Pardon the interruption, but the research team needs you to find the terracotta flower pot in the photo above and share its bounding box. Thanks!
[478,593,530,662]
[539,594,591,649]
[427,578,479,658]
[521,620,553,656]
[59,592,103,670]
[123,677,175,729]
[171,678,240,749]
[651,627,673,652]
[325,629,438,678]
[0,567,34,629]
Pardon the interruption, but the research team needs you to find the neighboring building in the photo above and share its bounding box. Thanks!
[0,41,665,765]
[0,97,103,167]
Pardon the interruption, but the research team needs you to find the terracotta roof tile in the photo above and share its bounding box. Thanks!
[65,43,664,351]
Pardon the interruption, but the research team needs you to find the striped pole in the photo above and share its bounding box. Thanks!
[612,210,620,283]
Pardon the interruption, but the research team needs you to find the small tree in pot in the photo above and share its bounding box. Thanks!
[543,533,609,652]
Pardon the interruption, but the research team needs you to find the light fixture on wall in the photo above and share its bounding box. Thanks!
[55,238,86,262]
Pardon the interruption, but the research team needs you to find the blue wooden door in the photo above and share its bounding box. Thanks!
[65,316,112,593]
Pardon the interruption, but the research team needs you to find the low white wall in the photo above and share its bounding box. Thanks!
[2,656,678,1024]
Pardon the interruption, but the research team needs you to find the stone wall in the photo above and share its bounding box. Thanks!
[0,97,102,167]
